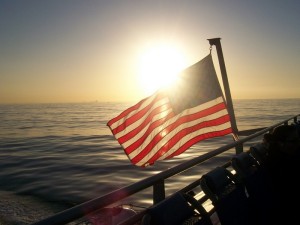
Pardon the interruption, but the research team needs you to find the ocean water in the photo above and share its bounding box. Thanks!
[0,99,299,210]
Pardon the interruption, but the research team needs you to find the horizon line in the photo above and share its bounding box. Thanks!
[1,97,300,105]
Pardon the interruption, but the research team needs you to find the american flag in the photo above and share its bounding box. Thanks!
[107,54,232,167]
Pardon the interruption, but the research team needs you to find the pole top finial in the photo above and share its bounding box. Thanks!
[207,38,221,46]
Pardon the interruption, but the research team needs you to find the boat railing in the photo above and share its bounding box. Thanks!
[31,114,299,225]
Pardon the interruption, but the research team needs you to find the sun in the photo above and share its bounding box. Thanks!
[137,44,187,96]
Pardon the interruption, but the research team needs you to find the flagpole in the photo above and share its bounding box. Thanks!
[207,38,242,153]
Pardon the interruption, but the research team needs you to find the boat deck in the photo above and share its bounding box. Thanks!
[31,114,300,225]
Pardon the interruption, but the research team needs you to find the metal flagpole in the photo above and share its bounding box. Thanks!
[207,38,242,153]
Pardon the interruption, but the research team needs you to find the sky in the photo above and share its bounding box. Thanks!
[1,0,299,104]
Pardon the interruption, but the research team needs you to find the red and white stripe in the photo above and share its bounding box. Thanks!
[107,92,232,167]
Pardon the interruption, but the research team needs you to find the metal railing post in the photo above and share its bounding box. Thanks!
[153,180,165,204]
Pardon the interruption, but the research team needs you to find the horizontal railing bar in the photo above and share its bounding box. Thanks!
[31,114,299,225]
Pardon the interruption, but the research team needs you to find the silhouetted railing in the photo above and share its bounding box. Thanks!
[31,114,299,225]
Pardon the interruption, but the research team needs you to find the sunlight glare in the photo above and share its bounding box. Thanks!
[138,44,187,95]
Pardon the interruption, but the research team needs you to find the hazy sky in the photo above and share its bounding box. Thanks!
[1,0,299,104]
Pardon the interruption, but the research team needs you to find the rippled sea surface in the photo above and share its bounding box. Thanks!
[0,99,299,208]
